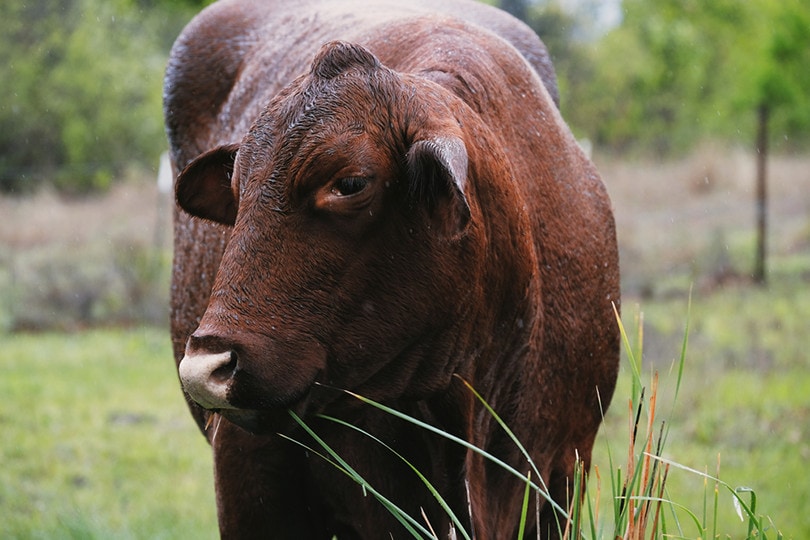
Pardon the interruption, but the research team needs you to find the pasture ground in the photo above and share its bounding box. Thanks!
[1,146,808,537]
[0,329,217,539]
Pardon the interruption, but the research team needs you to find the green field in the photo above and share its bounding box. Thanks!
[0,328,217,539]
[593,267,810,538]
[1,150,807,537]
[2,268,807,538]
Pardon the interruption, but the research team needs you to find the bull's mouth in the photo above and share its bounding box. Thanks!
[209,407,294,434]
[205,378,341,435]
[179,326,340,436]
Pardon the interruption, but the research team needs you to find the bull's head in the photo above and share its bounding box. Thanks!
[175,41,479,433]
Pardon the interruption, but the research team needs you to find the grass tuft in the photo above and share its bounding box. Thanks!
[288,298,785,539]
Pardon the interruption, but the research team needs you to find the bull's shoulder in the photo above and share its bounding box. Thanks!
[423,0,559,107]
[370,17,556,122]
[163,0,274,166]
[164,0,269,96]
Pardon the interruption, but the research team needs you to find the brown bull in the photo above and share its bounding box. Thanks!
[164,0,620,538]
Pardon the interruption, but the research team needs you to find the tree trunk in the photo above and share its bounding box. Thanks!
[753,102,769,285]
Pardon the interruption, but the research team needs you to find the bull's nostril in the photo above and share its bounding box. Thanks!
[211,350,238,383]
[179,349,236,410]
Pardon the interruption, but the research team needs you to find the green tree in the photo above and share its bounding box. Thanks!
[0,0,201,194]
[559,0,809,282]
[744,0,810,283]
[567,0,810,155]
[0,1,75,192]
[747,0,810,148]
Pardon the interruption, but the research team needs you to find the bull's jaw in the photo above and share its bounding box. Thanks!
[190,386,320,436]
[208,407,303,435]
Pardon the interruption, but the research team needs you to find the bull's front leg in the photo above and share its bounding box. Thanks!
[209,418,327,539]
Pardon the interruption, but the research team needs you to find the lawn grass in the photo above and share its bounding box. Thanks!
[1,262,806,538]
[0,327,216,539]
[592,266,809,538]
[1,144,807,537]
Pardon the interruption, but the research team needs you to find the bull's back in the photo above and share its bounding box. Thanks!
[165,0,557,171]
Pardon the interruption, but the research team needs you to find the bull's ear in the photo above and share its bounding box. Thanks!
[407,136,471,238]
[176,143,240,226]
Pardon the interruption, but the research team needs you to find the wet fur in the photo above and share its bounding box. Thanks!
[165,1,619,538]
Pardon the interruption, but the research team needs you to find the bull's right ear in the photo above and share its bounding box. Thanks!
[176,143,240,226]
[407,136,471,238]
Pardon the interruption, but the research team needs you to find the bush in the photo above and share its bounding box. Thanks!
[0,0,196,194]
[2,242,170,332]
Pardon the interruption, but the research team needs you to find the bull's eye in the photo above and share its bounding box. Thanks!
[314,174,373,214]
[331,177,368,197]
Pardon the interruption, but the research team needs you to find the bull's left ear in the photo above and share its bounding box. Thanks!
[176,143,240,226]
[407,136,471,238]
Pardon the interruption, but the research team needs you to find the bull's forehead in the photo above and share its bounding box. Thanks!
[290,129,392,193]
[238,68,414,193]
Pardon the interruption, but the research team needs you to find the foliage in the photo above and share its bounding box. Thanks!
[0,180,173,332]
[0,0,203,194]
[516,0,810,156]
[3,0,808,192]
[612,271,810,536]
[2,241,171,332]
[752,0,810,134]
[286,300,788,538]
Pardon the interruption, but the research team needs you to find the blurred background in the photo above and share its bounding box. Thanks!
[1,0,808,537]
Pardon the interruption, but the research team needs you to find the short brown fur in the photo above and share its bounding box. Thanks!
[165,1,619,538]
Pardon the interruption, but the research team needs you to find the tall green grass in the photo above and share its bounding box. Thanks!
[592,303,783,539]
[288,300,785,538]
[1,282,800,537]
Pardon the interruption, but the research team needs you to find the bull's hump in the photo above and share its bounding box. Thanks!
[310,41,381,80]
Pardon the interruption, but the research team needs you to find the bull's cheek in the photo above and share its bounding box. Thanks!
[231,342,327,405]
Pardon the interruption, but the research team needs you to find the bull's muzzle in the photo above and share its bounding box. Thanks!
[178,350,236,410]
